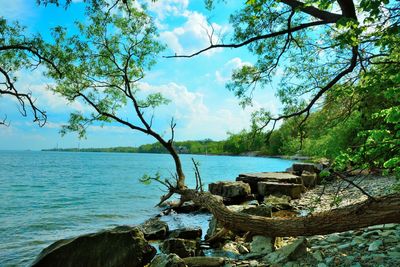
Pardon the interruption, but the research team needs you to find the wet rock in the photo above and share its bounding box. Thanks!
[257,182,304,199]
[149,253,186,267]
[140,218,169,240]
[184,256,226,267]
[208,181,251,198]
[169,227,202,240]
[161,238,202,258]
[237,172,302,193]
[263,237,307,264]
[32,226,156,267]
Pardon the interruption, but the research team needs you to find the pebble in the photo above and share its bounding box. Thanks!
[337,243,352,250]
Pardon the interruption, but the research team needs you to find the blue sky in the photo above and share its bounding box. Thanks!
[0,0,282,150]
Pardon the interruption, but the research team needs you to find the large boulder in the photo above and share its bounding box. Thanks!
[149,253,186,267]
[31,226,156,267]
[208,181,251,198]
[257,181,304,199]
[139,218,169,240]
[161,238,203,258]
[237,172,301,193]
[169,227,202,240]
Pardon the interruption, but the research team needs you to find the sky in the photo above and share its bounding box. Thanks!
[0,0,282,150]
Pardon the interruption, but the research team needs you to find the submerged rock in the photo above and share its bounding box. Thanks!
[31,226,156,267]
[139,218,169,240]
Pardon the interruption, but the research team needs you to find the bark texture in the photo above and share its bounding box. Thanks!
[177,189,400,237]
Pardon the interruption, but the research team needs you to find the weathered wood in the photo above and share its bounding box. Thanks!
[177,189,400,237]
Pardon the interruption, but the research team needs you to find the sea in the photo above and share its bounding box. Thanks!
[0,150,295,266]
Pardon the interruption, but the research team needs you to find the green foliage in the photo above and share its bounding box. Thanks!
[45,3,165,137]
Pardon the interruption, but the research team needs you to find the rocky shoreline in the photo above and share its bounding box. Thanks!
[31,163,399,267]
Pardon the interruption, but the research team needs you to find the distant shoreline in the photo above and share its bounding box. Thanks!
[41,148,307,160]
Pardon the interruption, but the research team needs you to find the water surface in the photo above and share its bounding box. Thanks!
[0,151,294,266]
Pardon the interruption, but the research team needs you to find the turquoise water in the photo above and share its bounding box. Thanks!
[0,151,294,266]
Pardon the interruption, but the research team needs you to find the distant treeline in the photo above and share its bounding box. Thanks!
[42,139,229,155]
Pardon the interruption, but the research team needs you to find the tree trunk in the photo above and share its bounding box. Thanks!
[177,189,400,237]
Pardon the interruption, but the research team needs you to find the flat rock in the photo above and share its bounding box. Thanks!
[208,181,251,198]
[237,172,301,193]
[241,204,272,217]
[301,171,317,188]
[250,235,274,255]
[257,182,304,199]
[263,195,293,211]
[32,226,156,267]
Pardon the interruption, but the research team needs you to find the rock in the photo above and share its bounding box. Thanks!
[222,242,240,254]
[292,163,319,174]
[208,181,251,198]
[184,256,226,267]
[263,195,293,211]
[149,253,186,267]
[139,218,169,240]
[161,238,202,258]
[312,250,324,262]
[237,172,302,193]
[368,240,383,251]
[326,233,341,243]
[301,171,317,188]
[317,263,327,267]
[257,181,304,199]
[337,243,352,250]
[241,204,272,217]
[169,227,202,240]
[238,244,250,254]
[205,216,235,242]
[263,237,307,264]
[31,226,156,267]
[171,201,203,213]
[250,235,274,255]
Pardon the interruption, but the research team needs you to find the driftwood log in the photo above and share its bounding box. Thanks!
[175,189,400,237]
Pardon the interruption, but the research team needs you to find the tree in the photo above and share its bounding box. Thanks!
[0,18,62,126]
[39,0,399,238]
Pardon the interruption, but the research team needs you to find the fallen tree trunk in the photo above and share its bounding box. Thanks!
[177,189,400,237]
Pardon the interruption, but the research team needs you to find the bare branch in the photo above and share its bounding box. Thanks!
[165,20,330,58]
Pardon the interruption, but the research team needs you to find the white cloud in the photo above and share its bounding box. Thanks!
[148,0,189,20]
[158,10,228,56]
[215,57,252,84]
[136,82,266,140]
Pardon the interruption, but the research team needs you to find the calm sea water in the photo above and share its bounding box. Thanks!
[0,151,294,266]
